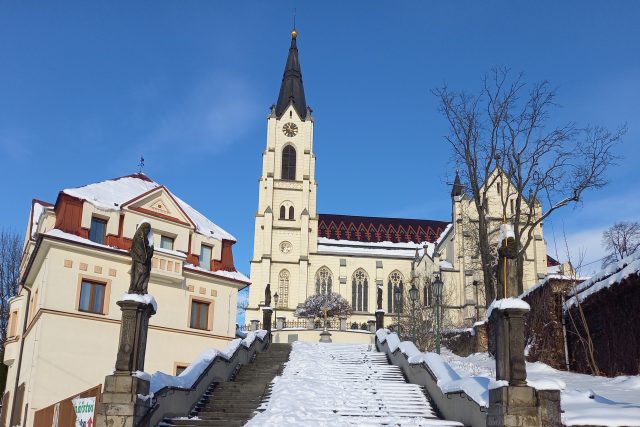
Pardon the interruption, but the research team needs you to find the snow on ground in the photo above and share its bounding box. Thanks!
[246,342,461,427]
[441,349,640,427]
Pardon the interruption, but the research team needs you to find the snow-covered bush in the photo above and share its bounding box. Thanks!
[294,292,352,319]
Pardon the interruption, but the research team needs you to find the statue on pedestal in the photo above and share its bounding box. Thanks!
[377,286,383,310]
[129,222,154,295]
[264,283,272,307]
[497,236,519,299]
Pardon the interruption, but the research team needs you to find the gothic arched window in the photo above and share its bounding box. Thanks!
[423,281,433,307]
[387,271,404,314]
[352,269,369,312]
[278,270,290,308]
[280,205,286,219]
[315,267,332,295]
[289,206,294,220]
[281,145,296,180]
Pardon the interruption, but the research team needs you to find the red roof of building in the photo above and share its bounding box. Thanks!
[547,255,561,267]
[318,214,449,244]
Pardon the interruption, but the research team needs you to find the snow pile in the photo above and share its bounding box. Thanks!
[564,250,640,310]
[246,342,461,426]
[442,350,640,426]
[486,297,530,318]
[142,330,267,393]
[434,223,453,247]
[497,223,515,244]
[519,274,584,299]
[117,293,158,312]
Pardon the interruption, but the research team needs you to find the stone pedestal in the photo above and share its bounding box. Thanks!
[487,385,539,427]
[307,317,315,330]
[96,299,156,427]
[250,319,260,331]
[375,310,385,330]
[319,330,332,343]
[262,307,273,334]
[367,320,376,333]
[491,307,529,385]
[96,375,152,427]
[276,316,285,330]
[339,317,347,331]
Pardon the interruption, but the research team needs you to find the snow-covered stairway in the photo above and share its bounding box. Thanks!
[246,342,463,426]
[161,343,292,427]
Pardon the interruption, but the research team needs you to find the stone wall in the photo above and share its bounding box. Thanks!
[566,272,640,376]
[521,278,575,370]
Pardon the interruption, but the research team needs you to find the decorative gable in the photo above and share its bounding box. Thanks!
[122,187,195,228]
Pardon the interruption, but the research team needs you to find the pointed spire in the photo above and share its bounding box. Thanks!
[451,170,464,197]
[275,28,308,120]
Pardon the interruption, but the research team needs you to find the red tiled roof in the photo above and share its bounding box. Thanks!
[547,255,561,267]
[318,214,449,244]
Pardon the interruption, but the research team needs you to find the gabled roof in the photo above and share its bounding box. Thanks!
[275,30,307,120]
[60,173,236,241]
[318,213,449,244]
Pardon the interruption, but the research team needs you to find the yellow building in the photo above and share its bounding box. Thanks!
[246,31,552,329]
[2,174,248,427]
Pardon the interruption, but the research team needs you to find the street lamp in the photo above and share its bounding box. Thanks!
[394,285,402,337]
[432,275,444,354]
[273,292,279,329]
[409,283,418,345]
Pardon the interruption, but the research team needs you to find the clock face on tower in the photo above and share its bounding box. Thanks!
[282,122,298,137]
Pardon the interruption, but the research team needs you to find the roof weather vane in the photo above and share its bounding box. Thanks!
[138,155,145,173]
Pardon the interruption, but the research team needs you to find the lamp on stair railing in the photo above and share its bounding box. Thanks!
[274,292,279,329]
[432,274,444,354]
[394,285,402,337]
[409,283,418,345]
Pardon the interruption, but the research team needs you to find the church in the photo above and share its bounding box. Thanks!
[245,29,554,329]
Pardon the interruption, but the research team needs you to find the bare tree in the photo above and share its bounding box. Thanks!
[0,230,21,353]
[601,221,640,267]
[434,68,624,304]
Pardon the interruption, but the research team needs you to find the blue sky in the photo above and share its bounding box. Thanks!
[1,1,639,279]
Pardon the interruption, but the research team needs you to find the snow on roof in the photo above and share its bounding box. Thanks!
[317,237,433,259]
[61,174,235,241]
[435,223,453,247]
[486,297,530,318]
[519,274,586,300]
[564,250,640,310]
[184,263,250,284]
[44,229,127,253]
[30,200,53,238]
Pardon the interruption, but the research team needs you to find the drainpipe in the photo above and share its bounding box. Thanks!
[9,285,31,426]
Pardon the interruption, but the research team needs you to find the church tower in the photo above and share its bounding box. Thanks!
[247,29,318,320]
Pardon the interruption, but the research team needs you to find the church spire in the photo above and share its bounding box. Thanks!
[275,28,308,120]
[451,170,464,197]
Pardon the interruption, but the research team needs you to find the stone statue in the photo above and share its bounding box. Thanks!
[264,283,272,307]
[128,222,154,295]
[377,286,383,310]
[497,236,518,299]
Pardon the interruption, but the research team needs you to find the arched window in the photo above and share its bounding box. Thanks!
[351,269,369,312]
[289,206,294,220]
[281,145,296,180]
[387,271,404,314]
[278,270,290,308]
[315,267,332,295]
[280,205,286,219]
[423,282,432,307]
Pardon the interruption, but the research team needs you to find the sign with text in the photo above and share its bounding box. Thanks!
[72,397,96,427]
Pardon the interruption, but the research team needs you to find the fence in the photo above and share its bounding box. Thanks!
[238,319,374,332]
[33,384,101,427]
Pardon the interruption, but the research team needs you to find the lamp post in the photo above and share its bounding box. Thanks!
[273,292,279,329]
[394,285,402,337]
[433,275,444,354]
[409,283,418,345]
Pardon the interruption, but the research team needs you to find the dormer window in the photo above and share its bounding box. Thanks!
[199,244,213,271]
[160,235,174,250]
[89,217,107,244]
